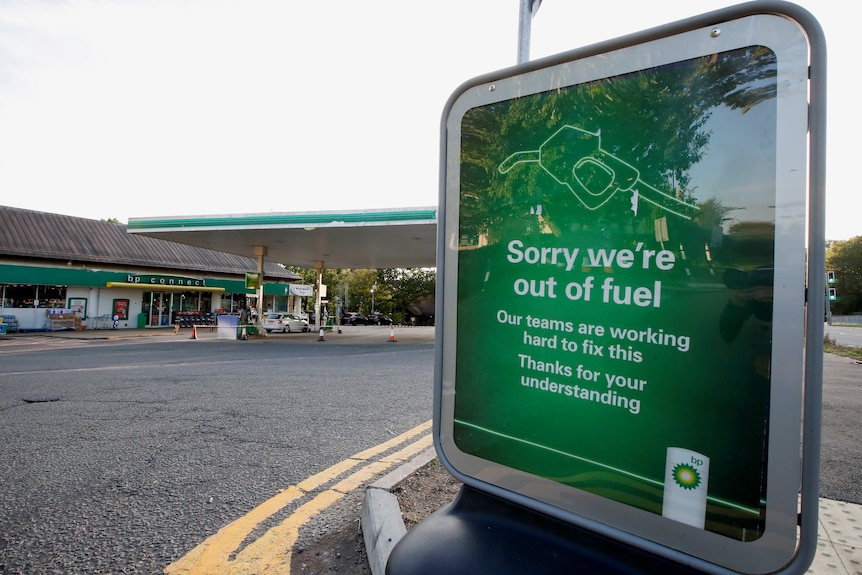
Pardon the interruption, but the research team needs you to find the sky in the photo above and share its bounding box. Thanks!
[0,0,856,240]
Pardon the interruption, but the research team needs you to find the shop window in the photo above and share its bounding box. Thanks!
[1,285,69,308]
[40,286,68,308]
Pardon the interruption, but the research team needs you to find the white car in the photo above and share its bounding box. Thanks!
[263,312,309,333]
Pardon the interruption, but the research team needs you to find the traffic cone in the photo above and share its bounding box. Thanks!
[318,327,326,342]
[240,325,248,340]
[388,326,397,343]
[190,324,198,340]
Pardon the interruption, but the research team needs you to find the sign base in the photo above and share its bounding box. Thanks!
[387,485,704,574]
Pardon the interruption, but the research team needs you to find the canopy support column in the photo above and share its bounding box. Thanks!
[314,261,324,328]
[254,245,268,333]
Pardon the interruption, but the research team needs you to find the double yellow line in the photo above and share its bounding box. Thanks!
[165,420,433,575]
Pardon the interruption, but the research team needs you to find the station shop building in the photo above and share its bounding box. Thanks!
[0,206,307,332]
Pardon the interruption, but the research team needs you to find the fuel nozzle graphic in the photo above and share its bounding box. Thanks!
[498,126,699,220]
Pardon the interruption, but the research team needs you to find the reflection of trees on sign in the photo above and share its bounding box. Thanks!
[459,46,778,243]
[498,126,700,219]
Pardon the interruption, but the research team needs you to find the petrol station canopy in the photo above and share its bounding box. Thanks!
[127,207,438,270]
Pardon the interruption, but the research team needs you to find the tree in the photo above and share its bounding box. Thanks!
[458,46,778,243]
[285,266,344,315]
[826,237,862,315]
[285,266,437,321]
[338,269,378,314]
[379,268,436,322]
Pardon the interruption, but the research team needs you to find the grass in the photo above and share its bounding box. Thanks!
[823,333,862,360]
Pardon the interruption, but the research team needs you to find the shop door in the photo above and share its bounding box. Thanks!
[148,292,171,327]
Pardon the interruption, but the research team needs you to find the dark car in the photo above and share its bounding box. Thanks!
[368,312,393,325]
[341,312,368,325]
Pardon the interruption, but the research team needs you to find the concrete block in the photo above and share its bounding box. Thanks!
[362,488,407,575]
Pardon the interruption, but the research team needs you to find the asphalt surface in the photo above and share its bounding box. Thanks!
[818,352,862,503]
[2,325,859,574]
[0,325,435,575]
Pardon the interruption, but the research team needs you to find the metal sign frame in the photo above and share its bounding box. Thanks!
[434,2,826,573]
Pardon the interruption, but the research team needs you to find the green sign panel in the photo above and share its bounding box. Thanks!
[245,272,261,290]
[437,5,825,574]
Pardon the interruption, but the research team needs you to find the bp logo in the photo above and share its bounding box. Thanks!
[671,463,702,490]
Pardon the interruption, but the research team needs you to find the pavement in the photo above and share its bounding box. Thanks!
[6,325,862,574]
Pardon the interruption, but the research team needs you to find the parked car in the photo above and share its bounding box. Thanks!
[368,312,393,325]
[263,312,309,333]
[340,312,368,326]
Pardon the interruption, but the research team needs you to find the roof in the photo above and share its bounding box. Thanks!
[0,205,299,280]
[127,207,438,270]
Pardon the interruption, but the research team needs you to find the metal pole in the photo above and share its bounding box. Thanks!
[314,261,324,328]
[517,0,541,64]
[255,246,267,333]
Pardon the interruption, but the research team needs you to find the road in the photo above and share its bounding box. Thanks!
[0,328,435,574]
[819,352,862,503]
[825,323,862,347]
[0,326,857,574]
